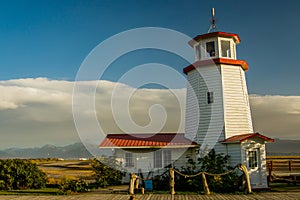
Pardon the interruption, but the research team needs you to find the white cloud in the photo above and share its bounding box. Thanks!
[250,95,300,140]
[0,77,298,148]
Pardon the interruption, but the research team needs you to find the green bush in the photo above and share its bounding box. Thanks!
[91,157,125,188]
[196,149,238,193]
[153,149,238,193]
[0,159,47,190]
[59,177,89,193]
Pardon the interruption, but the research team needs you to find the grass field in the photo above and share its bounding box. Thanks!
[35,159,95,184]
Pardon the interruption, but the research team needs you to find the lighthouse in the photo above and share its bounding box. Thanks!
[184,9,273,189]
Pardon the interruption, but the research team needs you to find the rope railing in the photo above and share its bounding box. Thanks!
[172,165,237,178]
[129,163,251,196]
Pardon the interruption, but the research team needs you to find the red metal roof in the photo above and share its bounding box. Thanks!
[183,58,249,74]
[189,32,241,47]
[99,133,198,148]
[220,133,274,144]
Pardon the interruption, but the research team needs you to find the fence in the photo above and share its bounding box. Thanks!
[129,163,251,197]
[267,156,300,183]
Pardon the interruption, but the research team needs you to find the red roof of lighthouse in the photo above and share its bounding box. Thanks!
[220,133,274,144]
[99,133,198,148]
[189,31,241,46]
[183,58,249,74]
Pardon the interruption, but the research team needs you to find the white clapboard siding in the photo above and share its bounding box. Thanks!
[221,65,253,139]
[185,65,225,153]
[225,143,242,166]
[115,148,193,176]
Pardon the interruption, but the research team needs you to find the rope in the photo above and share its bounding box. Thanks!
[134,169,170,180]
[173,165,237,178]
[204,165,237,176]
[132,165,237,180]
[173,169,203,178]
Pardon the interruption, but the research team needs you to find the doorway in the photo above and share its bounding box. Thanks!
[247,148,262,187]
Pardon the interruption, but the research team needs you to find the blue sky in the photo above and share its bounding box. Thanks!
[0,0,300,148]
[0,0,299,95]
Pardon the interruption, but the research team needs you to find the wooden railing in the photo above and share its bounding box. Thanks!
[129,164,251,197]
[267,156,300,183]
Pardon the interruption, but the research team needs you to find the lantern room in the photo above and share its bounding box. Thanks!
[188,32,241,61]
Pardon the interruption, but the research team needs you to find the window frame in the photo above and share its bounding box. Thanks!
[207,91,214,104]
[125,152,134,167]
[195,44,201,60]
[205,41,216,58]
[220,40,231,58]
[248,149,259,169]
[154,150,162,168]
[154,149,172,169]
[163,149,172,167]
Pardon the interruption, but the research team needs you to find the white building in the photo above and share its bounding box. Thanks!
[99,30,273,189]
[184,31,273,189]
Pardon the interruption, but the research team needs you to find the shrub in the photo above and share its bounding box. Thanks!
[152,149,238,193]
[0,159,47,190]
[197,149,238,193]
[91,157,125,188]
[59,177,89,193]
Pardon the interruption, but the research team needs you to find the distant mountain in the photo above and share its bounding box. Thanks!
[0,143,94,159]
[266,139,300,156]
[0,139,298,159]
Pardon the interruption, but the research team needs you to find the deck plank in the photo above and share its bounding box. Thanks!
[0,193,299,200]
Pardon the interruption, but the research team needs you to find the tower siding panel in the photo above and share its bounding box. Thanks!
[221,65,253,139]
[185,65,226,155]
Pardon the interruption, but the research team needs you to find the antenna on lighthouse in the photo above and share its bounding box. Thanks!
[208,7,217,33]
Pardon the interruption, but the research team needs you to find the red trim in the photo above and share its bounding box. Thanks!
[220,133,275,143]
[189,32,241,46]
[240,133,275,143]
[183,58,249,74]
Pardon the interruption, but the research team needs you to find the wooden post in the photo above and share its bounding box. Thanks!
[135,178,139,189]
[169,168,175,195]
[268,165,272,185]
[270,160,273,171]
[238,164,252,194]
[289,160,292,172]
[268,160,273,185]
[129,173,137,195]
[141,187,145,194]
[201,173,210,195]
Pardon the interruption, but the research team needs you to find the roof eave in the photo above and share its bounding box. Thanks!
[99,145,199,149]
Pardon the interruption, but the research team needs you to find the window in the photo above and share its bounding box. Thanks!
[248,150,258,169]
[163,150,172,167]
[206,41,215,58]
[207,92,214,104]
[154,150,172,168]
[195,44,201,60]
[221,40,231,58]
[154,150,162,168]
[125,152,134,167]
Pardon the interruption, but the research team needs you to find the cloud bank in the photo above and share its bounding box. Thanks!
[0,78,298,148]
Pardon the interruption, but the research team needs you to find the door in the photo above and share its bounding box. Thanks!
[247,148,261,187]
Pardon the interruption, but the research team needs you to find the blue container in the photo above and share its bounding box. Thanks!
[144,180,153,191]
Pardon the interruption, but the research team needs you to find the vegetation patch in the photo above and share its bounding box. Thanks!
[153,149,239,193]
[91,157,125,188]
[0,159,47,190]
[59,177,89,194]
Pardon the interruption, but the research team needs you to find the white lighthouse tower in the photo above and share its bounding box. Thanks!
[184,9,273,189]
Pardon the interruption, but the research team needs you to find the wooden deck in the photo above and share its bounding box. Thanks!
[0,193,299,200]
